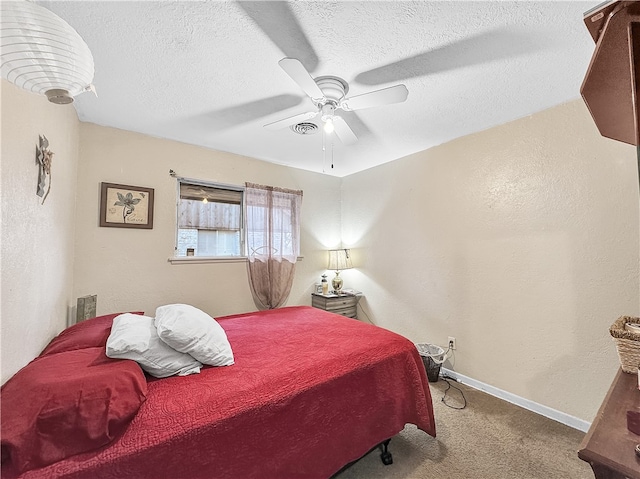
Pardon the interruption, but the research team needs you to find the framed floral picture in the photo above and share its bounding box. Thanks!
[99,182,154,229]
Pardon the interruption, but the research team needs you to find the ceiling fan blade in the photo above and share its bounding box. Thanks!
[339,110,373,139]
[279,58,325,101]
[340,84,408,112]
[332,117,357,145]
[264,110,317,130]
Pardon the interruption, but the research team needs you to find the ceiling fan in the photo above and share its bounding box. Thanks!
[264,58,408,145]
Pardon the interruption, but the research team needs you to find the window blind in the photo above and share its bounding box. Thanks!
[179,183,242,204]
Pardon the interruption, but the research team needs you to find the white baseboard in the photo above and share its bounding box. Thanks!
[440,368,591,433]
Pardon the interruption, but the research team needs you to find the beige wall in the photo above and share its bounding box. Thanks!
[3,78,638,425]
[1,80,80,383]
[341,99,640,422]
[74,123,341,319]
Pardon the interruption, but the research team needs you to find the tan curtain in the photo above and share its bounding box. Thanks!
[244,183,302,310]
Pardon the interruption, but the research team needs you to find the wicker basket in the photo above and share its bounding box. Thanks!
[609,316,640,374]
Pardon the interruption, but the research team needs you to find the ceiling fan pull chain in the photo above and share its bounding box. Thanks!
[322,127,326,173]
[331,142,334,169]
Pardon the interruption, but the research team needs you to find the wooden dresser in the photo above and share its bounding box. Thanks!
[578,368,640,479]
[311,293,360,319]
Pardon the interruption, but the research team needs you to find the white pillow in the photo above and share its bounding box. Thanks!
[106,313,202,378]
[154,304,234,367]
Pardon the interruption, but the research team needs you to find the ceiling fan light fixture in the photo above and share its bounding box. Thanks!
[323,118,335,134]
[320,104,337,133]
[320,103,335,121]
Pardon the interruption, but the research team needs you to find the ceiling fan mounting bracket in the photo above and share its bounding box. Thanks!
[313,76,349,106]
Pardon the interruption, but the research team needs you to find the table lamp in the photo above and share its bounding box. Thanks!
[327,249,353,294]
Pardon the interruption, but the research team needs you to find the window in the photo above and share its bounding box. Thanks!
[176,181,243,257]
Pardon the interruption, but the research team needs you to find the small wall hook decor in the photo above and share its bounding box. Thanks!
[35,135,53,204]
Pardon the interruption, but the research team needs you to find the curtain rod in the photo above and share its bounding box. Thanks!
[169,170,244,192]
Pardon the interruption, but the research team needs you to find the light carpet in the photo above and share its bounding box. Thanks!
[334,379,593,479]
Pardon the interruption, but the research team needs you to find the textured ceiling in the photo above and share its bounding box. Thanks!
[38,0,596,177]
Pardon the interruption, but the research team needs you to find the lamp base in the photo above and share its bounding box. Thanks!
[332,271,343,293]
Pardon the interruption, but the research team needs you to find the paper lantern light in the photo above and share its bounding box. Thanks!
[0,0,94,104]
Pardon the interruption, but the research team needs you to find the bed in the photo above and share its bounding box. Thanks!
[1,305,436,479]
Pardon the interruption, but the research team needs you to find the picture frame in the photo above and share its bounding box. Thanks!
[99,182,154,229]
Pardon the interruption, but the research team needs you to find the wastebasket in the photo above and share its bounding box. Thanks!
[415,343,446,382]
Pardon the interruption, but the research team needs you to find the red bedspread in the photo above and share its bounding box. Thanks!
[11,306,435,479]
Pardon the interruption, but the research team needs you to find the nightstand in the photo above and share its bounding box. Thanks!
[311,293,360,319]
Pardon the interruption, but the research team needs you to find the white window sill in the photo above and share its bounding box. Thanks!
[168,256,304,265]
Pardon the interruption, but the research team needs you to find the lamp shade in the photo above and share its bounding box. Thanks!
[328,249,353,271]
[1,0,94,104]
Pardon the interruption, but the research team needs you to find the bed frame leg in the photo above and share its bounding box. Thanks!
[379,439,393,465]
